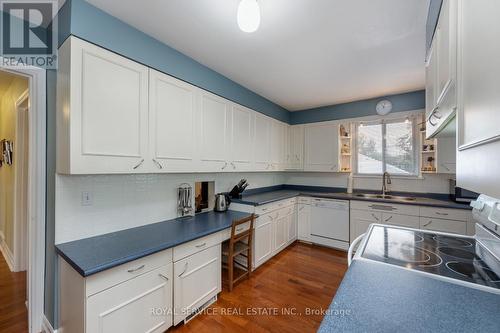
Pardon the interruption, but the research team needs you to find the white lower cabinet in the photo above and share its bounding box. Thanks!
[420,217,466,234]
[173,244,221,325]
[350,209,381,243]
[381,213,420,229]
[287,213,297,244]
[253,213,275,268]
[86,264,173,333]
[274,215,288,253]
[297,203,311,241]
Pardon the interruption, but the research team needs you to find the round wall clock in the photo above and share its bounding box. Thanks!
[376,100,393,115]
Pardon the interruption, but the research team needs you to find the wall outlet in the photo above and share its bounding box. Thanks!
[81,191,93,206]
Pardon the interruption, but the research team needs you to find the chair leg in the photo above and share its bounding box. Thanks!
[247,248,252,278]
[228,255,233,292]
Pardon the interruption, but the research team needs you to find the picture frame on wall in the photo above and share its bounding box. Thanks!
[1,139,13,166]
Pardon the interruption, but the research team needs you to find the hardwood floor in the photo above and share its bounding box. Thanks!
[171,242,348,333]
[0,252,28,333]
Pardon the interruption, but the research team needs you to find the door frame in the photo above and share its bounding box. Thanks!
[13,88,30,272]
[0,62,47,333]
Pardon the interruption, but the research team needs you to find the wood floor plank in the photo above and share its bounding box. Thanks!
[0,253,28,333]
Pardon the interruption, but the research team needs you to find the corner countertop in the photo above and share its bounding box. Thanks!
[55,210,251,277]
[318,260,500,333]
[232,186,471,210]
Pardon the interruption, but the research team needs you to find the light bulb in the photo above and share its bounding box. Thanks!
[237,0,260,33]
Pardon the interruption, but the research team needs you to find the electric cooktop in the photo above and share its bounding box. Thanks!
[361,225,500,290]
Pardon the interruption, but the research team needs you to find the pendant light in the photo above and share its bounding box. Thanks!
[237,0,261,33]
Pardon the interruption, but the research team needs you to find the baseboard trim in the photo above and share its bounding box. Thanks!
[42,315,58,333]
[0,235,15,271]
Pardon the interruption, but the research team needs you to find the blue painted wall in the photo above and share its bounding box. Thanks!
[426,0,443,51]
[290,90,425,124]
[62,0,289,123]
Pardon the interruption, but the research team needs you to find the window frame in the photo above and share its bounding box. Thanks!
[353,116,419,177]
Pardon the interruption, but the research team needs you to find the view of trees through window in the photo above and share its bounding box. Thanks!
[357,119,416,175]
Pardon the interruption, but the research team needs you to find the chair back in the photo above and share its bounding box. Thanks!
[230,214,255,245]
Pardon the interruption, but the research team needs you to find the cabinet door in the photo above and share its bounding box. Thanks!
[381,213,419,229]
[297,204,311,241]
[254,113,272,171]
[304,123,338,172]
[60,37,149,174]
[173,245,221,325]
[425,40,439,138]
[436,136,456,173]
[286,125,304,170]
[86,264,173,333]
[253,215,275,268]
[149,70,198,172]
[198,92,231,172]
[274,216,288,252]
[349,209,381,243]
[287,212,297,243]
[437,0,452,101]
[270,120,286,171]
[230,105,254,171]
[420,217,466,234]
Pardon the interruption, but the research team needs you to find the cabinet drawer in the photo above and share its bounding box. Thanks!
[350,209,382,223]
[86,263,173,333]
[350,200,419,216]
[86,248,172,297]
[255,198,296,215]
[297,197,311,204]
[419,207,470,222]
[173,232,221,262]
[420,217,466,234]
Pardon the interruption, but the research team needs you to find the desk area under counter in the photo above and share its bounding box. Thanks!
[56,210,251,333]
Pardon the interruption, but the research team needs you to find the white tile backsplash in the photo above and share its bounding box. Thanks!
[55,172,285,244]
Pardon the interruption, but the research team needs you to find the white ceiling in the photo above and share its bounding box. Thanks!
[86,0,429,111]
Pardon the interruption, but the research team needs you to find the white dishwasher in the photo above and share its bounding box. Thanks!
[310,198,350,250]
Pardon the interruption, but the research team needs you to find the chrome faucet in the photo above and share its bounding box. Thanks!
[382,172,392,196]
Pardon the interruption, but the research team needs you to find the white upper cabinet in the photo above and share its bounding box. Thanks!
[229,104,254,171]
[149,69,198,172]
[270,120,287,171]
[286,125,304,170]
[254,113,272,171]
[426,0,458,138]
[436,136,456,174]
[304,123,339,172]
[57,36,149,174]
[198,91,231,172]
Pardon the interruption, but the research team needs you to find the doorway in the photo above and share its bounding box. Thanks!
[0,63,47,333]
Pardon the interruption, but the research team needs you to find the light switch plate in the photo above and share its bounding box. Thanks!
[81,191,93,206]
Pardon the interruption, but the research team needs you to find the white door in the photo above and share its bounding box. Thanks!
[230,104,254,171]
[173,245,221,325]
[349,210,381,243]
[198,91,230,172]
[297,204,311,241]
[420,217,466,234]
[270,121,286,171]
[381,213,420,229]
[254,113,272,171]
[86,264,173,333]
[61,37,149,174]
[274,215,287,252]
[304,123,339,172]
[149,70,198,172]
[287,213,297,244]
[253,214,275,268]
[436,136,456,173]
[287,125,304,170]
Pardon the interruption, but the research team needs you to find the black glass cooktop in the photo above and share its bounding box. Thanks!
[361,225,500,290]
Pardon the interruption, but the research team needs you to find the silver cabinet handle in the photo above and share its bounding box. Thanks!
[152,158,163,169]
[268,215,274,220]
[428,107,440,126]
[440,163,450,171]
[195,242,206,248]
[127,264,145,273]
[221,162,228,170]
[423,220,432,227]
[266,163,270,170]
[384,215,393,222]
[331,164,337,170]
[299,206,305,211]
[231,162,236,169]
[435,212,449,216]
[371,213,380,221]
[158,273,169,281]
[178,262,188,278]
[133,159,145,170]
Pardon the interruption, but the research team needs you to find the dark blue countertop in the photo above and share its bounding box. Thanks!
[232,185,471,210]
[318,260,500,333]
[56,210,251,277]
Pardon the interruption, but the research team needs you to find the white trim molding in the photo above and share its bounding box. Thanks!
[42,315,58,333]
[0,59,47,333]
[0,234,15,271]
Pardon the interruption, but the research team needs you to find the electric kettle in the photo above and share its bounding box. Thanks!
[214,193,231,212]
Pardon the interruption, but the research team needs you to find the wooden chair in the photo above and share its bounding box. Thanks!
[222,214,255,291]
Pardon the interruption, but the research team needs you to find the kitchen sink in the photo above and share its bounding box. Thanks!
[354,193,417,201]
